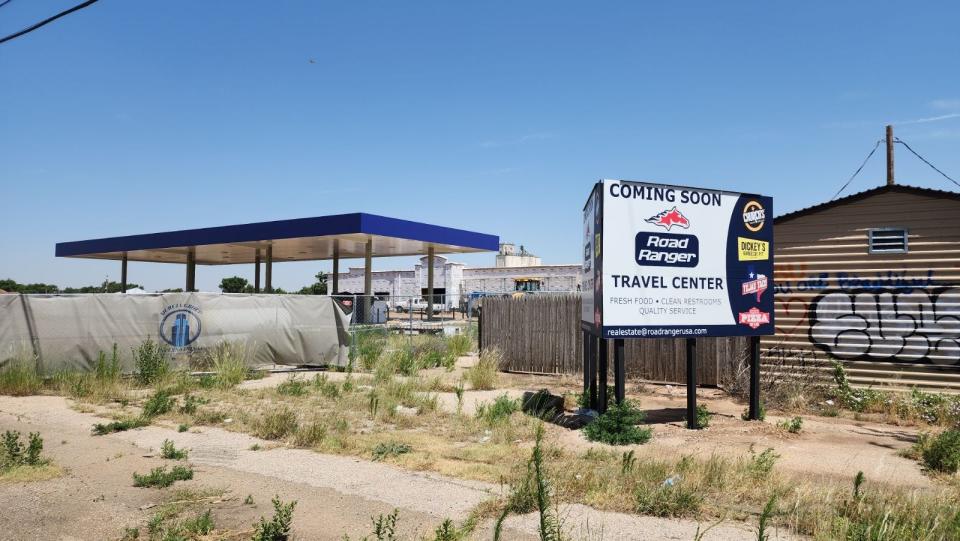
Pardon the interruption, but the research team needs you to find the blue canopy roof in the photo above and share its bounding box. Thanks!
[56,213,499,265]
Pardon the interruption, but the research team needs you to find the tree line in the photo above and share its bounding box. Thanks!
[1,272,328,295]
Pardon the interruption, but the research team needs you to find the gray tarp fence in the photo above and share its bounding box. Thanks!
[0,293,351,373]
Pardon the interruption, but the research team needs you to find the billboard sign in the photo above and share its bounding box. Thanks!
[581,179,774,339]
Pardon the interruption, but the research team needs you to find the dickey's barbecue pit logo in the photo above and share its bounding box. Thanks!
[644,207,690,231]
[737,237,769,261]
[742,200,766,232]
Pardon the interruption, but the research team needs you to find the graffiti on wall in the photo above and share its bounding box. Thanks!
[809,287,960,366]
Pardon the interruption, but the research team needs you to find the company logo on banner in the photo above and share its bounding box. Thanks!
[737,237,769,261]
[644,207,690,231]
[742,200,766,232]
[634,232,699,268]
[160,303,202,348]
[583,179,774,339]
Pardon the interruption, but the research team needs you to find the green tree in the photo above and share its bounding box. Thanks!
[298,272,328,295]
[219,276,249,293]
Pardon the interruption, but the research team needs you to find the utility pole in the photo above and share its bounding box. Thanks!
[886,124,895,186]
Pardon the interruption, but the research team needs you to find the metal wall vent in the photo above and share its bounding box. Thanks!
[868,228,908,254]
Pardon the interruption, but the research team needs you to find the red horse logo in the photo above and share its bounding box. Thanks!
[645,207,690,230]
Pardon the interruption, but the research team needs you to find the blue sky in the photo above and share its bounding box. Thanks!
[2,1,959,292]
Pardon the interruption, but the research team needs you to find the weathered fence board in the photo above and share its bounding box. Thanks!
[480,294,748,385]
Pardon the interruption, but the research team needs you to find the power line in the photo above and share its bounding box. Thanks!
[894,138,960,190]
[830,139,882,201]
[0,0,16,10]
[0,0,99,46]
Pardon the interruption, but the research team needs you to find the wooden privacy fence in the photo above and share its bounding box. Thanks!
[480,294,749,386]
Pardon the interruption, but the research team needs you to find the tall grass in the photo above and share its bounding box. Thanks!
[465,349,501,390]
[0,355,42,396]
[204,340,250,388]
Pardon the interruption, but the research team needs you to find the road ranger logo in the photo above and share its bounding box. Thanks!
[644,207,690,231]
[742,200,765,232]
[738,307,770,329]
[634,232,699,268]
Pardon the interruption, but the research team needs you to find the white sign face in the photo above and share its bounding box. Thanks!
[584,179,774,339]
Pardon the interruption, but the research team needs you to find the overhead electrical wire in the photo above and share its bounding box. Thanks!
[830,139,882,201]
[0,1,15,10]
[895,137,960,190]
[0,0,98,46]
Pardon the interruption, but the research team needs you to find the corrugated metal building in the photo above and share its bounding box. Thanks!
[765,184,960,392]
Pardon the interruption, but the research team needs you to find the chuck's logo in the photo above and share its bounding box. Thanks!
[738,307,770,329]
[159,303,202,348]
[635,232,699,268]
[645,207,690,231]
[742,200,766,232]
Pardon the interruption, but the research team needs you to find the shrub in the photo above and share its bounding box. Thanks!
[476,394,519,425]
[252,496,296,541]
[180,509,214,535]
[92,416,150,435]
[583,400,653,445]
[277,376,308,397]
[372,441,412,461]
[253,406,298,440]
[313,374,340,398]
[464,349,500,390]
[695,405,711,428]
[160,439,188,460]
[1,431,46,469]
[132,465,193,488]
[748,447,780,478]
[920,429,960,473]
[0,357,43,396]
[142,389,175,417]
[778,416,803,434]
[132,337,169,385]
[179,394,207,415]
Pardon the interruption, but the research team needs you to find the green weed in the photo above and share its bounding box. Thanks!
[583,400,652,445]
[251,496,296,541]
[160,439,188,460]
[132,465,193,488]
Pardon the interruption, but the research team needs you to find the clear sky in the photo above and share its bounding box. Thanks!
[2,1,959,292]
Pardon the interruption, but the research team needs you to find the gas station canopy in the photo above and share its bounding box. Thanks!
[55,213,499,264]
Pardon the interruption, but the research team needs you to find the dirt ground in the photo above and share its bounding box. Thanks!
[0,358,933,541]
[0,393,802,541]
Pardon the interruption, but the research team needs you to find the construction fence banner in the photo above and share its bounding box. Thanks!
[0,293,351,373]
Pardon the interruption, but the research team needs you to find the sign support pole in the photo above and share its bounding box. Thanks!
[582,331,590,400]
[614,338,625,405]
[749,335,761,420]
[598,338,608,414]
[588,334,597,410]
[686,338,698,429]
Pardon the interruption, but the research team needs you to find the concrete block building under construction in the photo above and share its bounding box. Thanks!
[334,243,581,308]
